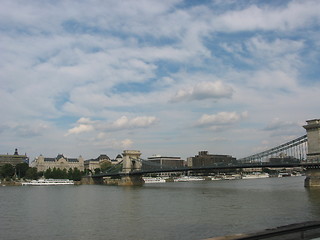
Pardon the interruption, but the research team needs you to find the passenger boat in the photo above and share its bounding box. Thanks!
[174,176,205,182]
[143,177,166,183]
[22,179,74,186]
[241,173,269,179]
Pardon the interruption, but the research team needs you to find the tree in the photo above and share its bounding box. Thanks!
[44,168,53,179]
[1,164,15,179]
[15,162,29,178]
[72,168,82,181]
[100,161,112,172]
[25,167,38,180]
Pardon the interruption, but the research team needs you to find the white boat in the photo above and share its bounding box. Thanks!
[174,176,205,182]
[143,177,166,183]
[22,179,74,186]
[242,173,269,179]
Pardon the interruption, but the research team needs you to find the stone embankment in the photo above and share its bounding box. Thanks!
[1,180,22,186]
[205,221,320,240]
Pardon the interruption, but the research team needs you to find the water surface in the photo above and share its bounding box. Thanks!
[1,177,320,240]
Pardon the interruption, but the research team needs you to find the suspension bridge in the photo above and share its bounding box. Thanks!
[85,119,320,187]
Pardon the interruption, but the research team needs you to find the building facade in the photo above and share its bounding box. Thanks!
[84,154,112,173]
[33,154,84,172]
[143,155,185,176]
[187,151,236,167]
[0,149,29,167]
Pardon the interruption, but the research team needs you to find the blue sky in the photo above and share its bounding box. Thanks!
[1,0,319,161]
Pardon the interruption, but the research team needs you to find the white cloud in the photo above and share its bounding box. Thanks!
[65,124,94,136]
[121,139,134,149]
[171,81,233,102]
[196,111,248,129]
[214,1,320,32]
[110,116,157,130]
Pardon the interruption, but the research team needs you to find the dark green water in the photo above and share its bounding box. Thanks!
[1,177,320,240]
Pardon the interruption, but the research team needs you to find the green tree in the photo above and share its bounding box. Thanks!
[44,168,53,179]
[15,162,29,178]
[94,168,101,174]
[1,164,15,179]
[68,168,73,179]
[72,168,82,181]
[25,167,38,180]
[100,161,112,172]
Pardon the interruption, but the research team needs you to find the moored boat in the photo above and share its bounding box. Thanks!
[143,177,166,183]
[242,173,269,179]
[174,176,205,182]
[22,179,74,186]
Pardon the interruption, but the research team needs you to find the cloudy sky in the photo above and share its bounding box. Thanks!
[1,0,319,161]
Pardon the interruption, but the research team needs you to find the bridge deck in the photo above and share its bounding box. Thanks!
[92,162,319,178]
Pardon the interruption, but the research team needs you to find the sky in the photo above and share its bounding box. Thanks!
[1,0,319,162]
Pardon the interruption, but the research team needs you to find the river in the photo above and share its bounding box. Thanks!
[1,176,320,240]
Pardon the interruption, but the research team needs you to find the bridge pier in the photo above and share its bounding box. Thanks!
[305,168,320,187]
[118,175,144,186]
[303,119,320,187]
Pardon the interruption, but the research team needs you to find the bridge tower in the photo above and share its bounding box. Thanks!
[120,150,144,186]
[303,119,320,187]
[303,119,320,162]
[122,150,142,173]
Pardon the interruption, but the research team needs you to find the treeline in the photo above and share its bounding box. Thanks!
[0,162,84,181]
[44,167,83,181]
[0,163,38,181]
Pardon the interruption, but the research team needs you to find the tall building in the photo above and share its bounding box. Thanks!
[33,154,84,172]
[187,151,236,167]
[0,148,29,166]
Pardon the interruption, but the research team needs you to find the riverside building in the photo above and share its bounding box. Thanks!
[32,154,84,172]
[143,155,185,176]
[0,148,29,166]
[84,154,112,173]
[187,151,236,167]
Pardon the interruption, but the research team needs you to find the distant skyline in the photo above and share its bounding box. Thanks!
[1,0,319,161]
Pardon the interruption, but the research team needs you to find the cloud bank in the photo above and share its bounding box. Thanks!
[1,0,319,160]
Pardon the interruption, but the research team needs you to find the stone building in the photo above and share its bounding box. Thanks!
[0,148,29,167]
[187,151,236,167]
[84,154,112,173]
[33,154,84,172]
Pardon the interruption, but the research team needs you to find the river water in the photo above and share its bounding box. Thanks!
[1,176,320,240]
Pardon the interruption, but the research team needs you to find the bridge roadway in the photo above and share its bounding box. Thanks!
[92,162,320,178]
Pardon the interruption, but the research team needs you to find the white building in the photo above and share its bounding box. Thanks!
[33,154,84,172]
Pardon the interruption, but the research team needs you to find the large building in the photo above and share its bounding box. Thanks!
[0,148,29,166]
[84,154,112,173]
[187,151,236,167]
[143,155,185,176]
[32,154,84,172]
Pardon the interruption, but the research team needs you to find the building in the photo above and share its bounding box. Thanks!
[112,154,123,165]
[187,151,236,167]
[33,154,84,172]
[84,154,112,173]
[143,155,185,176]
[0,148,29,166]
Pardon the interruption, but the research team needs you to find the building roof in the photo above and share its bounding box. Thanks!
[43,154,79,162]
